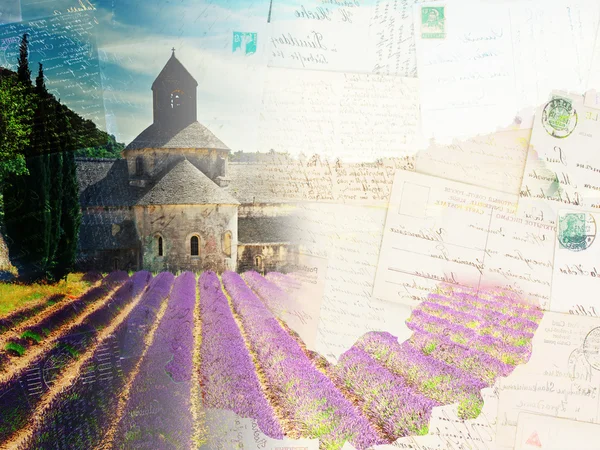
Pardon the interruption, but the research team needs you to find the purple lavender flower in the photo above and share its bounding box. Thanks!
[199,271,284,439]
[222,271,384,450]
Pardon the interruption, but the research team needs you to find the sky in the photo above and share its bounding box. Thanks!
[0,0,282,151]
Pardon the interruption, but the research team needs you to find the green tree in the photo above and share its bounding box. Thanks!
[0,73,33,182]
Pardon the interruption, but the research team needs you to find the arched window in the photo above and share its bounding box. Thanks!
[223,231,232,257]
[157,236,163,256]
[255,255,262,268]
[113,258,120,271]
[136,156,144,176]
[170,89,183,109]
[190,236,199,256]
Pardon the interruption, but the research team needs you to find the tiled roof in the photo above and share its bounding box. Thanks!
[125,122,229,151]
[77,158,143,207]
[225,162,289,204]
[238,216,302,244]
[137,159,240,205]
[152,54,197,90]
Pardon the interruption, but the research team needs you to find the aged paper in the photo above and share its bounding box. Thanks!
[257,67,421,161]
[372,171,555,308]
[200,409,319,449]
[367,0,424,77]
[264,251,328,351]
[416,0,599,141]
[497,311,600,449]
[514,413,600,450]
[226,155,414,205]
[550,208,600,315]
[293,202,414,363]
[267,0,374,72]
[517,91,600,226]
[415,128,532,195]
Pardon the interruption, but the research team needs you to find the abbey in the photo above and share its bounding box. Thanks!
[76,51,300,273]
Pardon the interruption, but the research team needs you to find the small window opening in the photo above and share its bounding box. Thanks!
[191,236,199,256]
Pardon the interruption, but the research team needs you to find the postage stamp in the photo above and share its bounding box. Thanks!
[558,212,596,251]
[232,31,257,55]
[583,327,600,370]
[421,6,445,39]
[542,95,578,138]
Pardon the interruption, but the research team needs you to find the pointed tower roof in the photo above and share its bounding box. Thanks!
[137,159,239,205]
[151,49,198,90]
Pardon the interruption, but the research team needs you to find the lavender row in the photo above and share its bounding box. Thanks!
[408,329,513,384]
[222,271,384,450]
[242,271,291,313]
[427,294,540,332]
[22,272,174,449]
[0,271,151,443]
[355,331,486,419]
[419,301,535,346]
[0,293,65,336]
[198,271,283,438]
[407,309,532,365]
[0,271,129,367]
[114,272,196,450]
[334,346,438,439]
[429,290,543,322]
[265,271,303,292]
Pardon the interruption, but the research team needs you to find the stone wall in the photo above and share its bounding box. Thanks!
[134,204,238,273]
[76,248,139,272]
[238,203,297,218]
[125,148,228,183]
[237,244,301,274]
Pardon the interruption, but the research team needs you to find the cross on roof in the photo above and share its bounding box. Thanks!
[171,47,176,56]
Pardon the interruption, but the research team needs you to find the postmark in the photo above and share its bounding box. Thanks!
[232,31,257,55]
[558,212,596,251]
[542,96,578,138]
[421,6,445,39]
[583,327,600,370]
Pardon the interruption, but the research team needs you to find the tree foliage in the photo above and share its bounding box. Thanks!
[1,34,117,281]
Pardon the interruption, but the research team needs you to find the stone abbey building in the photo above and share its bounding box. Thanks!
[76,51,300,273]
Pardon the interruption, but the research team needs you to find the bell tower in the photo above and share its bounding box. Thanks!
[151,49,198,132]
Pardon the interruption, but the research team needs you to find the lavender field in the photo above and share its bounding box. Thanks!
[0,271,543,450]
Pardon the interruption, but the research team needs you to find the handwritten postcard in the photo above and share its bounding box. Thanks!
[258,67,421,161]
[497,311,600,449]
[262,251,328,352]
[293,203,414,363]
[514,413,600,450]
[416,1,599,141]
[226,154,414,205]
[267,0,374,72]
[366,0,423,77]
[372,171,555,308]
[517,91,600,226]
[550,208,600,315]
[415,127,532,195]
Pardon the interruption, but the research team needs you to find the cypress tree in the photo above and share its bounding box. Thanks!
[52,104,80,281]
[19,63,52,279]
[54,114,81,280]
[45,72,63,279]
[17,34,31,85]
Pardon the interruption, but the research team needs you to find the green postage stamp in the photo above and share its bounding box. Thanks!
[558,212,596,251]
[421,6,446,39]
